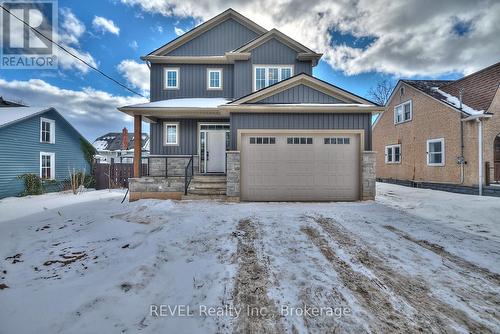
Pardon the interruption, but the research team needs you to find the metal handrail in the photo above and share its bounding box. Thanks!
[184,155,194,195]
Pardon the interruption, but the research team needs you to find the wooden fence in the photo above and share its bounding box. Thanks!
[93,162,147,190]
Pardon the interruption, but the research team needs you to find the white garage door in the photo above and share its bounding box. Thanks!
[241,132,360,201]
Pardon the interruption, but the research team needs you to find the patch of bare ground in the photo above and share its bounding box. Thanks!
[312,217,497,333]
[43,251,87,267]
[383,225,500,284]
[232,218,284,334]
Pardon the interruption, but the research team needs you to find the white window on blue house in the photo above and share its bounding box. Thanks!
[40,118,55,143]
[207,68,222,90]
[164,123,179,145]
[40,152,55,180]
[253,65,294,91]
[164,68,179,89]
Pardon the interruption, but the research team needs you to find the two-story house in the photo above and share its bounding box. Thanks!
[373,62,500,196]
[118,9,383,202]
[0,102,91,198]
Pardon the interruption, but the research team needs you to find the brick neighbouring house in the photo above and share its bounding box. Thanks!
[373,61,500,196]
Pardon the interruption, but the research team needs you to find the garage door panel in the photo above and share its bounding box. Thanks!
[241,133,360,201]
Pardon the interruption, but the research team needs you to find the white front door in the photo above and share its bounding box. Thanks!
[206,131,226,173]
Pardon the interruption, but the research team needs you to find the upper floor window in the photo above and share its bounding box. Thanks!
[253,65,294,91]
[164,68,179,89]
[40,118,55,143]
[394,100,412,124]
[164,123,179,145]
[207,68,222,90]
[427,138,445,166]
[385,144,401,164]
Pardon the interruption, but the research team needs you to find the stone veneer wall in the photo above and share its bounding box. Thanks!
[148,156,199,177]
[361,151,376,200]
[226,151,240,200]
[129,177,185,201]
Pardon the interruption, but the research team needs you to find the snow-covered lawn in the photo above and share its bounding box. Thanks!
[0,184,499,333]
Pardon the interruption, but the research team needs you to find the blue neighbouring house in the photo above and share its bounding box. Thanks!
[0,98,91,198]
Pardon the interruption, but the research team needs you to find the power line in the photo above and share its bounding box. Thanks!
[0,4,145,98]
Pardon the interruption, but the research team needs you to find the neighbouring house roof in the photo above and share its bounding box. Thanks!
[401,61,500,116]
[0,96,26,107]
[145,9,267,57]
[93,132,149,152]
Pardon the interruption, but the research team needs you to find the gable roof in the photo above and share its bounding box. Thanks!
[145,9,267,57]
[232,29,322,65]
[0,106,91,145]
[93,132,149,151]
[227,73,380,107]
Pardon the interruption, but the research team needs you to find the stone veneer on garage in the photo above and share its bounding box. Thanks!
[226,151,240,200]
[361,151,376,200]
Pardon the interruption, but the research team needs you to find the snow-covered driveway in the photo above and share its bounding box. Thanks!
[0,185,499,333]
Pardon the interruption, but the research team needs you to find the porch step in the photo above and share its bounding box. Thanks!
[187,174,227,197]
[181,194,227,201]
[192,175,227,183]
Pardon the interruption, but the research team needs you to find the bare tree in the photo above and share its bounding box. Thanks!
[367,79,395,106]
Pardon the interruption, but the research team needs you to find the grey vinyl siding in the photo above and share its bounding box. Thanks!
[254,84,347,104]
[230,113,372,150]
[167,18,259,56]
[150,64,234,101]
[233,38,313,98]
[150,118,229,155]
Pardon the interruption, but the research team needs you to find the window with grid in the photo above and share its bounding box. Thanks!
[394,100,412,124]
[287,137,313,144]
[207,69,222,89]
[164,123,179,145]
[164,68,179,89]
[254,65,293,91]
[40,118,54,143]
[385,144,401,163]
[40,153,54,179]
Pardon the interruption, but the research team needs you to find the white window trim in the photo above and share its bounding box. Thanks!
[427,138,445,166]
[252,65,294,92]
[206,68,223,90]
[163,122,179,146]
[394,100,412,124]
[40,117,55,144]
[164,67,180,90]
[40,152,55,180]
[385,144,401,164]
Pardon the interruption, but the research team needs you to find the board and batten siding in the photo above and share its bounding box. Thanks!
[150,64,234,102]
[234,38,313,98]
[0,109,89,198]
[230,113,372,150]
[167,18,260,56]
[254,84,347,104]
[150,118,229,155]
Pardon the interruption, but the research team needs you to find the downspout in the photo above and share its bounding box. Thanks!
[459,89,465,184]
[478,118,483,196]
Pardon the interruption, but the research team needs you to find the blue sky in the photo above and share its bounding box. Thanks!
[1,0,498,141]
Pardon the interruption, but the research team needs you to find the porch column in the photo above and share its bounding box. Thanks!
[133,114,142,178]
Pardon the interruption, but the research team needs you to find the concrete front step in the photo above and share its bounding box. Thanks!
[191,175,227,183]
[181,194,227,201]
[189,182,227,190]
[188,188,226,195]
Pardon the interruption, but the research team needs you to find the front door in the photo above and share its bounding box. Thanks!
[206,131,226,173]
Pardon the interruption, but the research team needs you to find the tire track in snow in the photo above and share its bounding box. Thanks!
[232,218,284,334]
[313,217,496,333]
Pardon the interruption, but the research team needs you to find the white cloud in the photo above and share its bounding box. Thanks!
[174,26,185,36]
[117,60,150,95]
[129,40,139,50]
[92,16,120,35]
[119,0,500,77]
[0,78,146,141]
[57,8,97,73]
